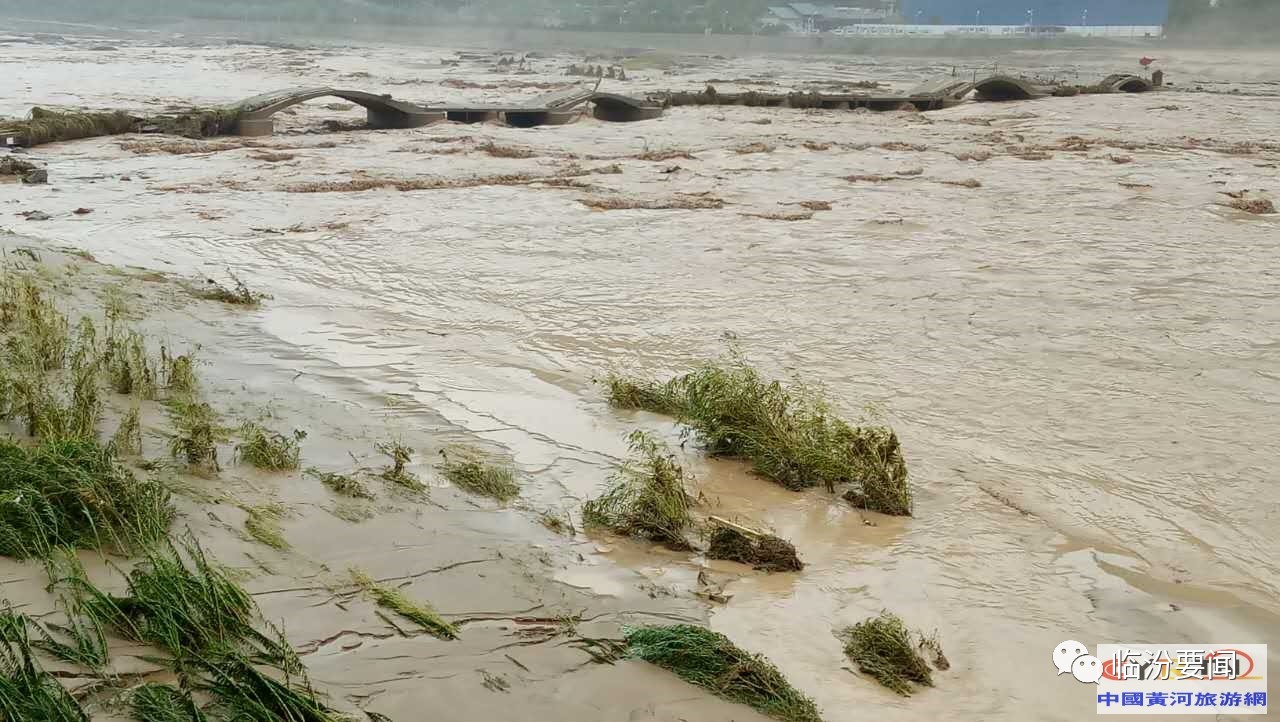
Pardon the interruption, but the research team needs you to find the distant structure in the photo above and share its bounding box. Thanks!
[761,2,898,33]
[895,0,1169,27]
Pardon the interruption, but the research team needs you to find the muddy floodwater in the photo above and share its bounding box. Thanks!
[2,26,1279,722]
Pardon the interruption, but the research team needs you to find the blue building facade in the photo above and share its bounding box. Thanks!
[899,0,1170,26]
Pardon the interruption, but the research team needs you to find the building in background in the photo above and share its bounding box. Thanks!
[762,2,897,32]
[897,0,1169,26]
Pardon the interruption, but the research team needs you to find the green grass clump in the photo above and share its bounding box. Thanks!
[2,273,69,371]
[602,371,681,414]
[243,505,289,550]
[306,467,373,499]
[439,446,519,502]
[130,683,205,722]
[60,538,343,722]
[28,592,109,671]
[166,399,221,472]
[162,347,199,394]
[605,351,912,515]
[840,612,937,696]
[236,422,304,471]
[582,431,694,550]
[0,438,173,559]
[106,329,157,398]
[73,538,255,656]
[0,606,89,722]
[625,624,821,722]
[111,405,144,456]
[351,568,458,640]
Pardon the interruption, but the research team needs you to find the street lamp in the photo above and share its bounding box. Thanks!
[975,9,981,26]
[915,10,922,24]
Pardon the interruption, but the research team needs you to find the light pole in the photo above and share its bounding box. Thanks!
[1081,9,1088,34]
[915,10,922,25]
[975,9,981,27]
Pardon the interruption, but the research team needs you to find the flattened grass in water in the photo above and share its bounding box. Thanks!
[130,682,206,722]
[236,422,304,471]
[195,271,269,307]
[350,568,457,640]
[582,431,693,550]
[625,624,821,722]
[243,505,289,550]
[0,606,89,722]
[0,438,172,559]
[604,351,912,515]
[840,612,938,696]
[60,538,343,721]
[439,446,519,502]
[306,467,373,499]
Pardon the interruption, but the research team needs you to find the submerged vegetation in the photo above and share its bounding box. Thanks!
[377,439,421,489]
[351,568,458,640]
[439,446,519,501]
[195,271,270,306]
[625,624,822,722]
[166,399,221,472]
[840,612,941,696]
[582,431,694,550]
[604,351,912,515]
[306,467,373,499]
[243,504,289,550]
[236,422,304,470]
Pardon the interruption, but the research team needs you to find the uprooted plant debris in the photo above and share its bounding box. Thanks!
[840,611,946,696]
[1219,190,1276,215]
[584,431,695,550]
[604,351,911,515]
[706,519,803,572]
[740,210,813,221]
[625,624,822,722]
[580,195,725,211]
[0,155,42,182]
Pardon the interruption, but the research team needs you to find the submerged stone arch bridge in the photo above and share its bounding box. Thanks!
[233,87,444,136]
[229,83,664,135]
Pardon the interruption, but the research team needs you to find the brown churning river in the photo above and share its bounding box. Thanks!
[2,29,1278,721]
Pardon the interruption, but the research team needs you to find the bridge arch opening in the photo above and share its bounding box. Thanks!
[973,77,1037,102]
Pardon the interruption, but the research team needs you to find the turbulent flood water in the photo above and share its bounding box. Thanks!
[2,25,1278,721]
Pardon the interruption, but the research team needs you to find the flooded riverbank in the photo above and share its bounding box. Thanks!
[2,27,1278,721]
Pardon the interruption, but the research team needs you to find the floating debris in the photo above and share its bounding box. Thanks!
[706,517,803,572]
